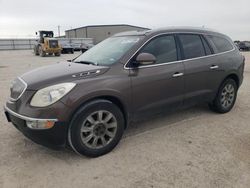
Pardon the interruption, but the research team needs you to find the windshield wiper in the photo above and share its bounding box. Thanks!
[73,61,98,66]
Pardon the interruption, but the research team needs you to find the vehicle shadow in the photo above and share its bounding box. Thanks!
[124,104,213,138]
[22,104,214,160]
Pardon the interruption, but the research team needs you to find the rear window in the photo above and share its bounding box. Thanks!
[178,34,205,59]
[207,35,234,53]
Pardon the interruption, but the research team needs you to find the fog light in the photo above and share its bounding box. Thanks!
[26,120,55,129]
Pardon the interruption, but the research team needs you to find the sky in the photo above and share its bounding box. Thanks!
[0,0,249,40]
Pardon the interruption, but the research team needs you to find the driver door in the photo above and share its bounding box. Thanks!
[128,34,185,119]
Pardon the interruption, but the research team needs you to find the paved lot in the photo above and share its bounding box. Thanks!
[0,50,250,188]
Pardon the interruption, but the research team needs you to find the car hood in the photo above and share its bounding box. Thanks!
[20,62,109,90]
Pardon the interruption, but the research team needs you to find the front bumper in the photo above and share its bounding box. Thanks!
[4,105,68,149]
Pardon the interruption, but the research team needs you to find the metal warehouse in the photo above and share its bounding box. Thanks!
[65,24,149,44]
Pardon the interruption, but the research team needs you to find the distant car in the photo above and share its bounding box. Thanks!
[61,43,74,54]
[234,41,240,50]
[4,27,245,157]
[239,41,250,51]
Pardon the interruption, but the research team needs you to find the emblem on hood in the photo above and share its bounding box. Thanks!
[72,70,101,78]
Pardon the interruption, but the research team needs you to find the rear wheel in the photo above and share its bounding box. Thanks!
[209,79,238,113]
[55,52,61,56]
[81,49,87,53]
[68,100,125,157]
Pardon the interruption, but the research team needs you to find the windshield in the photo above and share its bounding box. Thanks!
[73,36,142,66]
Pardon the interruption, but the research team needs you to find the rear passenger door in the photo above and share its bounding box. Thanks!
[177,34,221,106]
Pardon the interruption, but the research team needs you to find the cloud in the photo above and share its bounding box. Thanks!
[0,0,249,40]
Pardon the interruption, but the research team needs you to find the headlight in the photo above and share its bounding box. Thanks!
[30,83,76,107]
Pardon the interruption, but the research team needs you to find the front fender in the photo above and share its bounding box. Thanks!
[59,75,132,121]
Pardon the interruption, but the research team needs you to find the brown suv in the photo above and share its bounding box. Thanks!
[4,27,245,157]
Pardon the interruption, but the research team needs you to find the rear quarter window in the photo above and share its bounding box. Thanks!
[201,36,212,55]
[207,35,234,53]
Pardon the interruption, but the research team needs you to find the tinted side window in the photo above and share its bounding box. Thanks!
[179,34,205,59]
[207,35,233,53]
[139,35,177,64]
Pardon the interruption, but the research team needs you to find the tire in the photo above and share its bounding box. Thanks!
[34,46,39,55]
[55,52,61,56]
[71,49,74,54]
[39,46,46,57]
[209,78,238,113]
[81,49,87,53]
[68,100,125,157]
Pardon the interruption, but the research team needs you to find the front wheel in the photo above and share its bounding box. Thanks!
[68,100,125,157]
[39,46,46,57]
[209,79,238,113]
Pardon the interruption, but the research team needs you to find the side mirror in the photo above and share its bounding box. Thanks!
[136,53,156,65]
[35,32,38,35]
[67,59,72,62]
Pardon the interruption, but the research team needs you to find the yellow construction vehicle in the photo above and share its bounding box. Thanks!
[34,31,61,57]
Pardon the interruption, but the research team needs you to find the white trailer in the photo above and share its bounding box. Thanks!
[57,38,94,53]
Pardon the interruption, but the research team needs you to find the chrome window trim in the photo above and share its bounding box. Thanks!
[9,77,27,102]
[123,32,235,70]
[4,105,58,122]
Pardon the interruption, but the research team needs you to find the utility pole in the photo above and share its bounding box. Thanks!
[58,25,61,37]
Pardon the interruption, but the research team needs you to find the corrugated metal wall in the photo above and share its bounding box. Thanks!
[0,39,37,50]
[0,38,94,50]
[65,25,148,44]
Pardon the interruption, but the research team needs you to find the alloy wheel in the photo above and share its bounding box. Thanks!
[80,110,118,149]
[220,83,235,109]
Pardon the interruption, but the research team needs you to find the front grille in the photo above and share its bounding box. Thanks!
[49,40,59,48]
[10,77,27,101]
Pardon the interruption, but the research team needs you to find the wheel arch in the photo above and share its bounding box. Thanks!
[69,95,129,130]
[223,73,240,88]
[211,72,240,103]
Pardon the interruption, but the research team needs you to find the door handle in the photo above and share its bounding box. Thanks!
[210,65,219,70]
[172,72,184,78]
